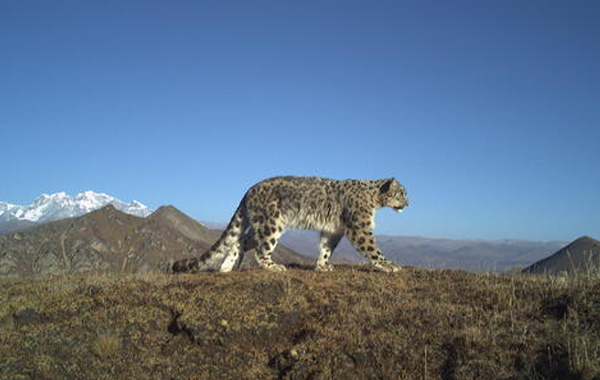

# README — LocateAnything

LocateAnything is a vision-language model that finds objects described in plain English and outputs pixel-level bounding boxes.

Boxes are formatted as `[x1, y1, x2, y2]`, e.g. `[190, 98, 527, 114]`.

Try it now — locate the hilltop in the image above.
[523, 236, 600, 276]
[1, 267, 599, 379]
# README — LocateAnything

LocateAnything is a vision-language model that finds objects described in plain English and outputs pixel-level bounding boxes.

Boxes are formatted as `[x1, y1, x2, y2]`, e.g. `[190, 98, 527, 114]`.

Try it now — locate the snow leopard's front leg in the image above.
[345, 224, 401, 273]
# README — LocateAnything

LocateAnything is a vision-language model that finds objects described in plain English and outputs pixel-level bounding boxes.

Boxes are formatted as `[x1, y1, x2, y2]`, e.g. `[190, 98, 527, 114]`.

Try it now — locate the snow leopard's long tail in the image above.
[170, 201, 247, 273]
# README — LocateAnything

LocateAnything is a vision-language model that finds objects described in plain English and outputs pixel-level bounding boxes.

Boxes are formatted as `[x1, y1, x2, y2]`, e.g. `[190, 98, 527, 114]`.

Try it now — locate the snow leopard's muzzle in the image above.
[393, 198, 409, 213]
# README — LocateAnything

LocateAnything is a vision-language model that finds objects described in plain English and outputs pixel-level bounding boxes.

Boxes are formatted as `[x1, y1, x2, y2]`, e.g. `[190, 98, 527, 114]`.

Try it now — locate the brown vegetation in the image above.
[1, 266, 599, 379]
[90, 331, 121, 360]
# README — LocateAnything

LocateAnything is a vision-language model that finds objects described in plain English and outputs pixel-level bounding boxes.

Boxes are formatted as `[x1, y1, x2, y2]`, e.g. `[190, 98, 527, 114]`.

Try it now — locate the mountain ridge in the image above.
[0, 196, 569, 273]
[0, 204, 309, 278]
[0, 191, 151, 230]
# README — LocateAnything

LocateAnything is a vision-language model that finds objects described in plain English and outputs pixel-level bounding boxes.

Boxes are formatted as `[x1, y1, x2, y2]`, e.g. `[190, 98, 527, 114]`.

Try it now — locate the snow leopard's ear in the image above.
[380, 178, 395, 194]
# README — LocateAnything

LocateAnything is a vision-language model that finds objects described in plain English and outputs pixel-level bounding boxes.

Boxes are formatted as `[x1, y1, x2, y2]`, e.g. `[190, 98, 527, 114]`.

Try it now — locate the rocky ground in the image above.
[1, 266, 599, 380]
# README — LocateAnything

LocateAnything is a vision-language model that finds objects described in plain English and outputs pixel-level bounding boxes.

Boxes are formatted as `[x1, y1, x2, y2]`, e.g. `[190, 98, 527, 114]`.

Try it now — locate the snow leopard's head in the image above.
[379, 178, 409, 213]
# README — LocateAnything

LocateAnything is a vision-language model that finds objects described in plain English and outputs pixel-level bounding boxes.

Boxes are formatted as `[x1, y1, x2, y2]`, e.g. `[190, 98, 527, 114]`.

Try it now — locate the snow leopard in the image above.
[170, 176, 409, 273]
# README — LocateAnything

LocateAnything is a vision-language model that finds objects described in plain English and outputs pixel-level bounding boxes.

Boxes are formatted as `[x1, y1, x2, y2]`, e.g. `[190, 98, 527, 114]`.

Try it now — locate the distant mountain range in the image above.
[205, 222, 566, 272]
[288, 233, 568, 272]
[0, 191, 151, 233]
[0, 204, 308, 278]
[0, 193, 578, 275]
[522, 236, 600, 275]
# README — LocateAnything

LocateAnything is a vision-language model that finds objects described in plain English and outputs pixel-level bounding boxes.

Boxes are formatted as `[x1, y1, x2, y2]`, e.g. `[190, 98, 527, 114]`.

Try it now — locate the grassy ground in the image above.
[1, 266, 599, 380]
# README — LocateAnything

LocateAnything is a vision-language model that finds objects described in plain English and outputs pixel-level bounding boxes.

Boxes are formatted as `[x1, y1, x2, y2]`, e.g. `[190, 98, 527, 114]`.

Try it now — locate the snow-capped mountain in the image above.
[0, 191, 151, 224]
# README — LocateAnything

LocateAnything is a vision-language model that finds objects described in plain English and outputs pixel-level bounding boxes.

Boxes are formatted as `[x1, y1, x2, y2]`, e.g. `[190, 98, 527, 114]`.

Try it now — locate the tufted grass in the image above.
[90, 331, 121, 360]
[1, 266, 599, 379]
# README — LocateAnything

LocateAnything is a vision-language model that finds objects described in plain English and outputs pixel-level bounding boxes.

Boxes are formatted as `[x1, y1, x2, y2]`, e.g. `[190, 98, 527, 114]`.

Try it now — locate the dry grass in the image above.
[91, 331, 120, 359]
[0, 266, 599, 379]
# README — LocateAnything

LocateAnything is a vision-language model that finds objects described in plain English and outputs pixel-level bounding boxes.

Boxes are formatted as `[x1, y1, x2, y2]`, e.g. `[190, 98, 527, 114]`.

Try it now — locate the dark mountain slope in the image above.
[0, 205, 308, 277]
[523, 236, 600, 275]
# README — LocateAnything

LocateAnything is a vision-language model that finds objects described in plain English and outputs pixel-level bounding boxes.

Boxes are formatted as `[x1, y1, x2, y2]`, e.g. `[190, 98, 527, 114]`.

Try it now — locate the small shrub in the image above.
[91, 331, 120, 359]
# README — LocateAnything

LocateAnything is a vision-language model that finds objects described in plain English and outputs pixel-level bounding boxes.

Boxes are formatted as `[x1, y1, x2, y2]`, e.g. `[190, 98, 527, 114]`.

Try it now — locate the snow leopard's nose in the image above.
[402, 197, 409, 208]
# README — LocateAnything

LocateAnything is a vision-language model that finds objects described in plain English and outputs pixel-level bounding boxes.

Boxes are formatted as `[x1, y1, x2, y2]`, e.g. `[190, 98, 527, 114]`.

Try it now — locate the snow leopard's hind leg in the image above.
[218, 206, 248, 272]
[248, 208, 286, 271]
[315, 232, 342, 271]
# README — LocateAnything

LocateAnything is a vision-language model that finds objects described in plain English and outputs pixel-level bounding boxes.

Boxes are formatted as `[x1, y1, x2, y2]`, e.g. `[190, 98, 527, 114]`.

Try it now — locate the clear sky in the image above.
[1, 0, 599, 241]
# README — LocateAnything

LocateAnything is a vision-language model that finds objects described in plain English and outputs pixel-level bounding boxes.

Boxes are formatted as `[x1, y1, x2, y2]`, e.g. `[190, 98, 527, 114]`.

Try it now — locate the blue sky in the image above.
[1, 0, 598, 241]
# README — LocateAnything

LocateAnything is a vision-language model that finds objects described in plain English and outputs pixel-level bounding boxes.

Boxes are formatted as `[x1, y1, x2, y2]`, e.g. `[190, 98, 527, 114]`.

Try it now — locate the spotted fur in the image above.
[170, 176, 409, 273]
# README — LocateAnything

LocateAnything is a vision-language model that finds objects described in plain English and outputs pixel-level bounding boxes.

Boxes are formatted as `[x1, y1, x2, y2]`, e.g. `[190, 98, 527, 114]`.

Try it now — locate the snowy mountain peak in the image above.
[38, 192, 67, 199]
[0, 191, 151, 223]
